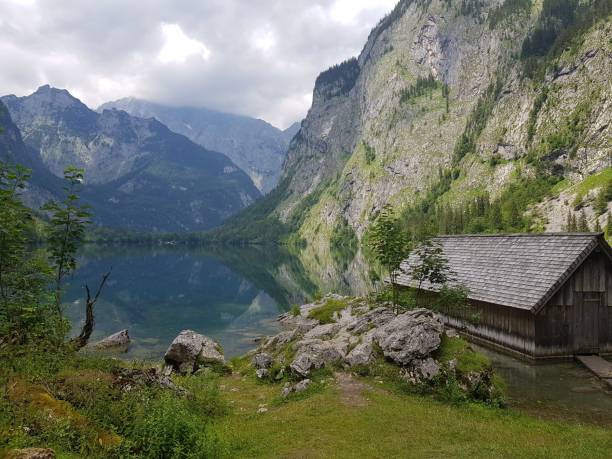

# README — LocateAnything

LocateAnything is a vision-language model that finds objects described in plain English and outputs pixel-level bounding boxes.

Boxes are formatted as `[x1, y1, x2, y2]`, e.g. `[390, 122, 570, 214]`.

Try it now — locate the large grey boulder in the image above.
[402, 357, 441, 384]
[290, 353, 324, 378]
[345, 342, 374, 367]
[373, 309, 444, 366]
[290, 339, 344, 377]
[91, 329, 130, 351]
[164, 330, 224, 374]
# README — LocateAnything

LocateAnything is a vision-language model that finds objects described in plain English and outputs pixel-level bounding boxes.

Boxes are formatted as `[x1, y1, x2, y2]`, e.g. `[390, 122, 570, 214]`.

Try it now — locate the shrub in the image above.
[308, 298, 349, 324]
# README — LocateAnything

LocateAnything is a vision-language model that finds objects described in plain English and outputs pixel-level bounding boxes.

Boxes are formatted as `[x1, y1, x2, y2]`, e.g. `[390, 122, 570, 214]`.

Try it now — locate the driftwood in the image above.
[70, 270, 112, 350]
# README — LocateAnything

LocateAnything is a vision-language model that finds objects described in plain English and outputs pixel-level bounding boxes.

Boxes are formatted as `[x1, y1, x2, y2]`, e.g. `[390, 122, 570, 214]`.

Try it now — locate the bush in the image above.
[308, 298, 349, 324]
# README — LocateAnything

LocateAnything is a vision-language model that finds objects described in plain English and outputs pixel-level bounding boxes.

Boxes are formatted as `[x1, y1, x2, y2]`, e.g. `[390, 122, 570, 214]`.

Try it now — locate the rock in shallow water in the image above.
[92, 329, 130, 351]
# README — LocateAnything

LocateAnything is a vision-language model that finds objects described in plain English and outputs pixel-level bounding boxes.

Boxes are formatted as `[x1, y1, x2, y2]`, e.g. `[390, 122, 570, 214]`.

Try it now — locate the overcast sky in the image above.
[0, 0, 398, 129]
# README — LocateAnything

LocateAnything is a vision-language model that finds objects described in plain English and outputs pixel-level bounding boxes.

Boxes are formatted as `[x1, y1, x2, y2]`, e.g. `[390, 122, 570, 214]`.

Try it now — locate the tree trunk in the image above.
[70, 270, 111, 350]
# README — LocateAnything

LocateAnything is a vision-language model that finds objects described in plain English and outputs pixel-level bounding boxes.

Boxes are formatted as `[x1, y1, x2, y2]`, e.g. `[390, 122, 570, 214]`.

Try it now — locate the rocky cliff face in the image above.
[238, 0, 611, 257]
[99, 98, 297, 194]
[1, 87, 262, 232]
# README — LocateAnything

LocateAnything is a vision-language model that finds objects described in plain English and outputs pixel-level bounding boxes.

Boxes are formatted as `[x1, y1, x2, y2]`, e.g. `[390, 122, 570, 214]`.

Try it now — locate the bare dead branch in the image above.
[70, 268, 112, 350]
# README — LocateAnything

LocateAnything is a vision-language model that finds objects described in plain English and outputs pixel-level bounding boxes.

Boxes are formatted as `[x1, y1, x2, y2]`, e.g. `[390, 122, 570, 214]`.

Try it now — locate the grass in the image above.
[572, 167, 612, 203]
[213, 372, 612, 459]
[307, 298, 350, 324]
[436, 335, 491, 374]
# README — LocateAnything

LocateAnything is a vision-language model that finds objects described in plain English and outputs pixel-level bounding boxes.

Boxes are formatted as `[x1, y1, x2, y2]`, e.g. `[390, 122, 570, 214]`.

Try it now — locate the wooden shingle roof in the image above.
[395, 233, 612, 313]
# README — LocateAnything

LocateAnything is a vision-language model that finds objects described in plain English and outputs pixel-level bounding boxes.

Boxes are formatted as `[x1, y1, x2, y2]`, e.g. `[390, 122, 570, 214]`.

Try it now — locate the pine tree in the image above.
[594, 218, 603, 233]
[577, 210, 590, 232]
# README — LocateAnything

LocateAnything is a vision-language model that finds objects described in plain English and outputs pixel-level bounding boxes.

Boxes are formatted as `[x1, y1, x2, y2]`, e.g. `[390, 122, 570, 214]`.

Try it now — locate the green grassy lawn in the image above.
[214, 373, 612, 459]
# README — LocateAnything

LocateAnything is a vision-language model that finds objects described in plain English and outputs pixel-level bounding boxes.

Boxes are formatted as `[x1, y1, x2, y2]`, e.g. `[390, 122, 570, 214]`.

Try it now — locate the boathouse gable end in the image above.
[394, 234, 612, 360]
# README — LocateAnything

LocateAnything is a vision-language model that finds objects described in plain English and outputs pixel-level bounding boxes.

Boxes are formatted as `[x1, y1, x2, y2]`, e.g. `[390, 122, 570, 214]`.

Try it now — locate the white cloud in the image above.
[0, 0, 399, 129]
[158, 23, 211, 64]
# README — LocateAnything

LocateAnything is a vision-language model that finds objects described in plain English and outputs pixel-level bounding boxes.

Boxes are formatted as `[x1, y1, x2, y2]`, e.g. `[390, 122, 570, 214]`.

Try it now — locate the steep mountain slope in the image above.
[0, 100, 64, 209]
[221, 0, 611, 254]
[99, 98, 297, 194]
[1, 86, 261, 232]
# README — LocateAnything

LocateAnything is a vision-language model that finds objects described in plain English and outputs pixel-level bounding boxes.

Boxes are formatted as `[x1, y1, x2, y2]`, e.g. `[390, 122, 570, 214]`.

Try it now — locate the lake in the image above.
[65, 244, 612, 425]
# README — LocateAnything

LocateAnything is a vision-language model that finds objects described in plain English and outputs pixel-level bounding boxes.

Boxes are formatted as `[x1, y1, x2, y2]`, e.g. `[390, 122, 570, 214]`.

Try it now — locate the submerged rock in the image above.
[164, 330, 224, 374]
[373, 309, 444, 366]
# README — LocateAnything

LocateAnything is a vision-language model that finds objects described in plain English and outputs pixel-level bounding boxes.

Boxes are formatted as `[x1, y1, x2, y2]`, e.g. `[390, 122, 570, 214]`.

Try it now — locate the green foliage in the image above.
[526, 87, 548, 143]
[532, 98, 593, 156]
[307, 298, 349, 324]
[0, 162, 60, 344]
[362, 141, 376, 164]
[521, 0, 611, 79]
[488, 0, 532, 29]
[407, 239, 451, 307]
[594, 179, 612, 216]
[453, 77, 503, 163]
[460, 0, 485, 19]
[368, 205, 410, 305]
[315, 58, 360, 100]
[330, 218, 359, 270]
[42, 167, 91, 312]
[399, 75, 441, 105]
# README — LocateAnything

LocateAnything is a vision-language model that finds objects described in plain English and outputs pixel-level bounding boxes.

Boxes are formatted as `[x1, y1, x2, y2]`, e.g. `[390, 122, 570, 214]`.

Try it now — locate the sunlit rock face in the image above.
[249, 0, 611, 253]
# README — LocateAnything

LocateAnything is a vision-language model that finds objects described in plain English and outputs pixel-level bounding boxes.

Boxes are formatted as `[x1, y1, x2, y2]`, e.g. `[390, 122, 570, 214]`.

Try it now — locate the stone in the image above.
[264, 329, 299, 350]
[294, 379, 312, 393]
[345, 342, 374, 367]
[257, 407, 268, 414]
[281, 384, 293, 397]
[4, 449, 55, 459]
[164, 330, 224, 374]
[281, 379, 312, 397]
[252, 352, 273, 369]
[290, 353, 324, 378]
[303, 323, 340, 340]
[255, 368, 269, 379]
[92, 329, 130, 351]
[373, 309, 444, 366]
[403, 358, 441, 384]
[295, 339, 344, 363]
[279, 311, 319, 332]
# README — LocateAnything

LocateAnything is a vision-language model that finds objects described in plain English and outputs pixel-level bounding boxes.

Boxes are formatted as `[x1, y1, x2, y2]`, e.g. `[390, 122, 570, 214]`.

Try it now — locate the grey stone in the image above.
[294, 379, 312, 393]
[255, 368, 269, 379]
[345, 342, 374, 367]
[373, 309, 443, 366]
[91, 329, 130, 351]
[290, 353, 324, 378]
[304, 323, 340, 340]
[252, 353, 273, 369]
[164, 330, 224, 374]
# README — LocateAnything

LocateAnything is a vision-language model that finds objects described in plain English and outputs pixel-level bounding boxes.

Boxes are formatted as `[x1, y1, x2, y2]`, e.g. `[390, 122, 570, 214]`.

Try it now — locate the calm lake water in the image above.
[65, 244, 612, 425]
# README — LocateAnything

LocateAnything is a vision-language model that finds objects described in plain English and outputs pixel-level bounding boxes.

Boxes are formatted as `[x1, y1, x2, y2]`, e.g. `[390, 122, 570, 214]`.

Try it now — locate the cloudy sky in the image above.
[0, 0, 398, 128]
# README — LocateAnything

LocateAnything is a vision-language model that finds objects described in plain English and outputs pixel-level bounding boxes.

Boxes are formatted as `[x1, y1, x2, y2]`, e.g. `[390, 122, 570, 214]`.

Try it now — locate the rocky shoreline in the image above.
[160, 294, 503, 405]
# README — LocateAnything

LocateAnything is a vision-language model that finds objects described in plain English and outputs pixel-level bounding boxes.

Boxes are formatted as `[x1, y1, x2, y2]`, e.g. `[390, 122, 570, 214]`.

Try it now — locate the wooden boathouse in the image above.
[394, 233, 612, 361]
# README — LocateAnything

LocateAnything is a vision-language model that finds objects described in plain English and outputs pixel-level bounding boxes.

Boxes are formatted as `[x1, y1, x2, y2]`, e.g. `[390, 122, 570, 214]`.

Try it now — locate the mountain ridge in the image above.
[1, 86, 262, 232]
[99, 97, 299, 193]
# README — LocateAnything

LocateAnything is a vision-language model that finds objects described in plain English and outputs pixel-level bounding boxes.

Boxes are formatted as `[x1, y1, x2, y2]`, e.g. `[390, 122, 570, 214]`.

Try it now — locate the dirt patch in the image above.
[334, 372, 371, 407]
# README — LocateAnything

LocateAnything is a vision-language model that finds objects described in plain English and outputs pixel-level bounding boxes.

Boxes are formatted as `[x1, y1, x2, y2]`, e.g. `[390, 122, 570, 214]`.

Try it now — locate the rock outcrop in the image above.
[251, 295, 502, 404]
[164, 330, 225, 374]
